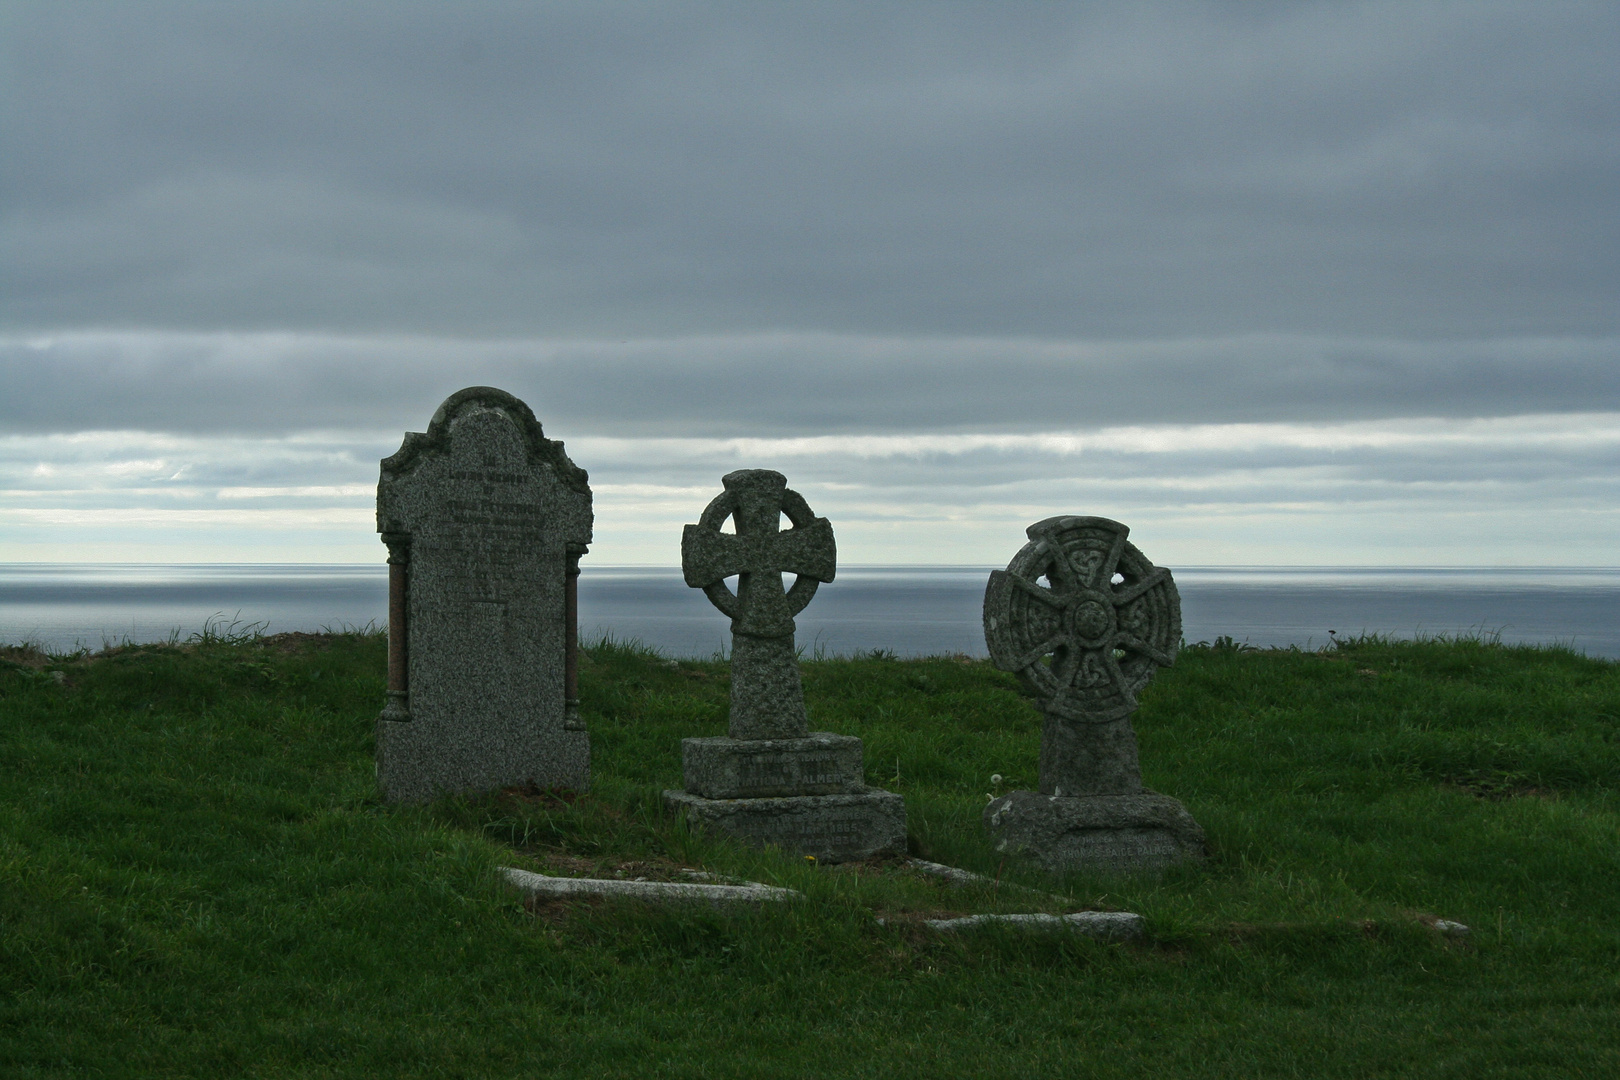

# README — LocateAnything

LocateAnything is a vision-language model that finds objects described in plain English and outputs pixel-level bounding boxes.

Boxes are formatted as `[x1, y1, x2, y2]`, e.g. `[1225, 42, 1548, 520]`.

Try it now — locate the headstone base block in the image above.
[682, 732, 865, 798]
[377, 718, 589, 805]
[984, 789, 1205, 874]
[664, 788, 906, 863]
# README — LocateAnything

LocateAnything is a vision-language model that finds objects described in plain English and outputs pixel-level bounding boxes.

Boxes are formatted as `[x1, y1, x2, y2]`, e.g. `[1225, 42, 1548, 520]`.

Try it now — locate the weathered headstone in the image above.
[374, 387, 592, 803]
[982, 516, 1204, 873]
[662, 470, 906, 862]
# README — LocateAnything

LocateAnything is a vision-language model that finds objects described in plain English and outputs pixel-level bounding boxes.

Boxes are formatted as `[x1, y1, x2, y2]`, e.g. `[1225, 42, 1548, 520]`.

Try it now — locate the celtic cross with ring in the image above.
[984, 516, 1181, 724]
[682, 470, 836, 639]
[682, 470, 836, 740]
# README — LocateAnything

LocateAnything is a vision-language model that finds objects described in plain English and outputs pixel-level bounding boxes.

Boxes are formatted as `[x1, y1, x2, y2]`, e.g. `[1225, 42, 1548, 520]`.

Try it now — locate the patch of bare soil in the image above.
[510, 834, 712, 884]
[825, 853, 912, 876]
[497, 783, 588, 809]
[261, 631, 347, 653]
[0, 644, 52, 670]
[522, 893, 607, 923]
[1444, 776, 1558, 801]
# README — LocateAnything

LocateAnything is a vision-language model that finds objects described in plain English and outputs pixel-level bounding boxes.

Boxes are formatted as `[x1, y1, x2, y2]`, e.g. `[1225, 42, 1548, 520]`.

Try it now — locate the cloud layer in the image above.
[2, 3, 1616, 565]
[5, 331, 1617, 438]
[4, 412, 1614, 565]
[5, 3, 1616, 339]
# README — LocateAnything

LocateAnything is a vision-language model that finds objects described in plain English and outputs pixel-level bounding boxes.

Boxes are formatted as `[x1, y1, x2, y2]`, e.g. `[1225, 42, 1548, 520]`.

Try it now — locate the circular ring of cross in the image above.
[984, 516, 1181, 722]
[692, 483, 828, 623]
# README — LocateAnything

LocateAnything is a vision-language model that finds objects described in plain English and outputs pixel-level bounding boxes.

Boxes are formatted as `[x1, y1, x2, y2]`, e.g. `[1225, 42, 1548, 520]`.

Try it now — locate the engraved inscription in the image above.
[448, 470, 527, 484]
[1065, 828, 1183, 870]
[761, 812, 868, 844]
[421, 479, 555, 605]
[681, 736, 864, 799]
[735, 753, 841, 789]
[678, 798, 905, 861]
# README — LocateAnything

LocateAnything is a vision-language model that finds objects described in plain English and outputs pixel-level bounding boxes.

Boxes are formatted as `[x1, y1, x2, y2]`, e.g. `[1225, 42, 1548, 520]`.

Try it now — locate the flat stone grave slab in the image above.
[501, 867, 801, 906]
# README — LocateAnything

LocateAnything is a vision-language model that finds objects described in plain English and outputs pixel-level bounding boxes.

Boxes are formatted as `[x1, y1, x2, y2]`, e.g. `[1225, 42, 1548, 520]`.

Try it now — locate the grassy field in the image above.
[2, 628, 1617, 1078]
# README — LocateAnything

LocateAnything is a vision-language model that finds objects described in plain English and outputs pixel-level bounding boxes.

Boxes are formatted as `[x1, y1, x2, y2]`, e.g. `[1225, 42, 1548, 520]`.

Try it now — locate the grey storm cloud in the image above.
[2, 331, 1618, 436]
[5, 3, 1619, 570]
[3, 0, 1617, 347]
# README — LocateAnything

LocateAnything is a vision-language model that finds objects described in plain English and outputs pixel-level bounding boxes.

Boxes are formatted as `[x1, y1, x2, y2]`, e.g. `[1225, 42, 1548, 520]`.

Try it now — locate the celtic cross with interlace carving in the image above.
[984, 516, 1181, 796]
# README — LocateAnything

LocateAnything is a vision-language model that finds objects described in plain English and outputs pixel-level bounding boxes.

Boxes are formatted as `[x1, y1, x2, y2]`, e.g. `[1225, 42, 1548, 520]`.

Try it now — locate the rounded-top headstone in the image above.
[374, 386, 592, 803]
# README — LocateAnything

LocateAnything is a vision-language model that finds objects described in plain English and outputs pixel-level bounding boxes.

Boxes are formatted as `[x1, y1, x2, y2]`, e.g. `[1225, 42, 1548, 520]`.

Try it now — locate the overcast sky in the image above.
[2, 1, 1616, 565]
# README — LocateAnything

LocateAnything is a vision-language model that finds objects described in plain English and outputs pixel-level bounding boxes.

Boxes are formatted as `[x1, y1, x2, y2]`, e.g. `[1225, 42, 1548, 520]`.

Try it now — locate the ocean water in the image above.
[2, 563, 1616, 659]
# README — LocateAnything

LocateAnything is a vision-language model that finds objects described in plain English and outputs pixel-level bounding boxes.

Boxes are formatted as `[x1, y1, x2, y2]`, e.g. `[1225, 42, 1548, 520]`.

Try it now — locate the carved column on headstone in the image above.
[982, 516, 1204, 874]
[564, 544, 585, 731]
[380, 531, 412, 723]
[663, 470, 906, 862]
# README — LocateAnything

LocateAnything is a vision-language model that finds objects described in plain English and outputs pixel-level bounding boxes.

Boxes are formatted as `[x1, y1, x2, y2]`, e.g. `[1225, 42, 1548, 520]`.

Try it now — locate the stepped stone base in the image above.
[682, 733, 865, 798]
[984, 789, 1205, 874]
[664, 788, 907, 863]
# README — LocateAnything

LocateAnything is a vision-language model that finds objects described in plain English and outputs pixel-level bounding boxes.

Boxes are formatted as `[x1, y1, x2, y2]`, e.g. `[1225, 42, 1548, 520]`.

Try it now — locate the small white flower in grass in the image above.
[990, 774, 1003, 785]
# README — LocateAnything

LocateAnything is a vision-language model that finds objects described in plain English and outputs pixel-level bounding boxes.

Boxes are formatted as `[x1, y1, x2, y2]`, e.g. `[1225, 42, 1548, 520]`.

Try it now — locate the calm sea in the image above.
[2, 564, 1616, 659]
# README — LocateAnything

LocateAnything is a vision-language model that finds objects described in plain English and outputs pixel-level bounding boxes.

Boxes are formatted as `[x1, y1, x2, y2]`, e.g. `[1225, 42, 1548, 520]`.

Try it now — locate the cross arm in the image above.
[682, 526, 751, 589]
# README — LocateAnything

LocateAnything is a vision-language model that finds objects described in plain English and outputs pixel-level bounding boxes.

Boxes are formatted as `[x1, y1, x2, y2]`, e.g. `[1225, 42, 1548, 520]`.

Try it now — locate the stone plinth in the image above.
[983, 790, 1206, 875]
[665, 470, 905, 862]
[664, 789, 907, 863]
[374, 387, 592, 804]
[681, 733, 865, 799]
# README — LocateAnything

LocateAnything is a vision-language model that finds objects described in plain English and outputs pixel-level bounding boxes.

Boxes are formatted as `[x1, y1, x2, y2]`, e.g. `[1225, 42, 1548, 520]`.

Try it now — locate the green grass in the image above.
[2, 629, 1617, 1078]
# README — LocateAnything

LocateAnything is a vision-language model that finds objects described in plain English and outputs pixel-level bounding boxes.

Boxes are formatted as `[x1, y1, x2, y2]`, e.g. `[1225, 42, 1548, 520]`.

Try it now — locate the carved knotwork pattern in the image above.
[984, 516, 1180, 722]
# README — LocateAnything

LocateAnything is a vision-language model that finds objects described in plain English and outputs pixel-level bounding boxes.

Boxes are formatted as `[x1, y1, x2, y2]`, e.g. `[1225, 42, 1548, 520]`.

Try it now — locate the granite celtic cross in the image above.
[681, 470, 836, 740]
[668, 469, 904, 862]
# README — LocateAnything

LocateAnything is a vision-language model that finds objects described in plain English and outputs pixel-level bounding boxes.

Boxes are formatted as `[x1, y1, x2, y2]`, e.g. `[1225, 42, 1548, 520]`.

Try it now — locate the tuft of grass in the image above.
[1, 630, 1617, 1077]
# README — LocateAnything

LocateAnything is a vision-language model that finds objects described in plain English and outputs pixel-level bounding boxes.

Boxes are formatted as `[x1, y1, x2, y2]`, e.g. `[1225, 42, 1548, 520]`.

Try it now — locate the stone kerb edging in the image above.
[501, 867, 802, 905]
[919, 912, 1145, 938]
[872, 911, 1144, 938]
[504, 866, 1147, 938]
[502, 869, 1468, 943]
